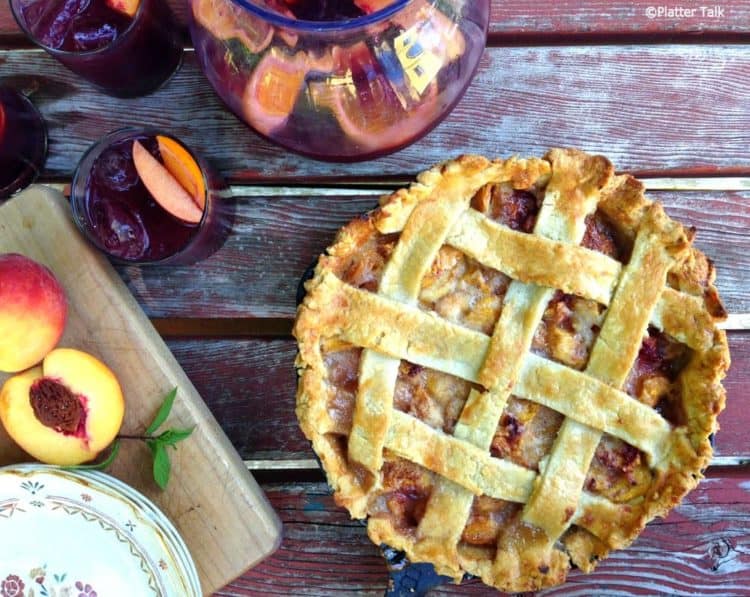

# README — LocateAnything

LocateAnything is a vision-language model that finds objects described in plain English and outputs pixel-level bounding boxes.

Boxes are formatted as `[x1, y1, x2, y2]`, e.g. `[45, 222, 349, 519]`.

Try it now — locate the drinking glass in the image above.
[70, 128, 234, 265]
[0, 85, 47, 200]
[10, 0, 183, 98]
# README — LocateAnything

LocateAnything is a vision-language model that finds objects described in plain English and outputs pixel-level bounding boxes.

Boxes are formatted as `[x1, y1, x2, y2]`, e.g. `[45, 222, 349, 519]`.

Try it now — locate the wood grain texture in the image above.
[216, 472, 750, 595]
[2, 0, 749, 41]
[1, 45, 750, 181]
[113, 190, 750, 319]
[167, 330, 749, 462]
[0, 188, 282, 595]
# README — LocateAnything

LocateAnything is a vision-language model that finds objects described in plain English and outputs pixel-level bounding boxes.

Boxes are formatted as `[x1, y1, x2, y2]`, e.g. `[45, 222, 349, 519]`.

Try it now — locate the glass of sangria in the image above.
[10, 0, 183, 98]
[188, 0, 489, 161]
[70, 128, 234, 265]
[0, 85, 47, 200]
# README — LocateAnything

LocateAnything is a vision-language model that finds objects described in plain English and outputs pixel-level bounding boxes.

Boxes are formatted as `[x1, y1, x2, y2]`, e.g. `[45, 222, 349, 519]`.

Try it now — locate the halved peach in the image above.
[106, 0, 140, 17]
[132, 140, 203, 224]
[0, 254, 67, 373]
[156, 135, 205, 210]
[0, 348, 124, 466]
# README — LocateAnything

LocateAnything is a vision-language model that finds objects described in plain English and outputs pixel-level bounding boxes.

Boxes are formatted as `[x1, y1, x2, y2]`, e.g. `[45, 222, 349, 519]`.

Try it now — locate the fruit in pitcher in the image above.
[193, 0, 273, 53]
[243, 48, 333, 135]
[310, 42, 439, 152]
[0, 348, 125, 465]
[0, 254, 67, 373]
[132, 140, 204, 224]
[354, 0, 395, 13]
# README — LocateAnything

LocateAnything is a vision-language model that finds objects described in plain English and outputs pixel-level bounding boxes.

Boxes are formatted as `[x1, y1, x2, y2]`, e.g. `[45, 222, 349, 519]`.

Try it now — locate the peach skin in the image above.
[0, 348, 125, 465]
[0, 253, 67, 373]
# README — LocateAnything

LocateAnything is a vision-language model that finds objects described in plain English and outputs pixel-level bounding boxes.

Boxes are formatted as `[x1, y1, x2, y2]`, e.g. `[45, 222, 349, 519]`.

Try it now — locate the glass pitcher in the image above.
[188, 0, 490, 161]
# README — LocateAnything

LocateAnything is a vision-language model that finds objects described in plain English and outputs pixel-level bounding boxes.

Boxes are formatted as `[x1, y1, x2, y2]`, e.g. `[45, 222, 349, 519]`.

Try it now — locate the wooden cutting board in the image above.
[0, 187, 282, 595]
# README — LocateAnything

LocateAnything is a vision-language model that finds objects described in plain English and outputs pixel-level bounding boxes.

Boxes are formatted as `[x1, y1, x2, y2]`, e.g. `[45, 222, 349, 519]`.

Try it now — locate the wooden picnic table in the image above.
[1, 0, 749, 594]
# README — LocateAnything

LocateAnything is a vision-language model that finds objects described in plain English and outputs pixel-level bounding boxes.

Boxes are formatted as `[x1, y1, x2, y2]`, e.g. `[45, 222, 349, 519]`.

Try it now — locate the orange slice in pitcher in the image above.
[193, 0, 273, 53]
[132, 140, 203, 224]
[156, 135, 206, 210]
[354, 0, 395, 13]
[310, 43, 439, 152]
[243, 48, 333, 135]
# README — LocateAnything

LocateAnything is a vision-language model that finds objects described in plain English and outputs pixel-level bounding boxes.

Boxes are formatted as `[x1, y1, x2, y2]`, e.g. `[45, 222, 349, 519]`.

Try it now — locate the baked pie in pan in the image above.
[294, 149, 730, 591]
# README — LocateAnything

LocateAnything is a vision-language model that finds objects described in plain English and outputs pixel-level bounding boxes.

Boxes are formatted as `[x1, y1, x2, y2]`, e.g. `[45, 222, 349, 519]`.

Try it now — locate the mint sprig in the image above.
[65, 387, 194, 489]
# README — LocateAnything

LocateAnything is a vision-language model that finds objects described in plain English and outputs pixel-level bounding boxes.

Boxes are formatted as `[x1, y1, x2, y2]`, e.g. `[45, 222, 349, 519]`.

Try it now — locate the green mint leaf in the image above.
[149, 441, 171, 490]
[63, 440, 120, 471]
[146, 387, 178, 435]
[157, 427, 195, 447]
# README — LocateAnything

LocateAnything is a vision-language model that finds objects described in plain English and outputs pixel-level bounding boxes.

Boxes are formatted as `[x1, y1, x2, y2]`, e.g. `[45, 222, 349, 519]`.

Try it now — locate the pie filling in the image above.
[319, 181, 693, 547]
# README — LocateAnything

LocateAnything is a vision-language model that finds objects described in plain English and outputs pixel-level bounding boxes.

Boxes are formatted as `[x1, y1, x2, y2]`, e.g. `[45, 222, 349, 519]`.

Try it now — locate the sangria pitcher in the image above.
[188, 0, 489, 161]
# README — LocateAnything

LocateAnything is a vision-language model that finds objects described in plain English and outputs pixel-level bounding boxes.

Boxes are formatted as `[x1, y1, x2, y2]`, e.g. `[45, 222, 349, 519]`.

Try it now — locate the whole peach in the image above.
[0, 253, 67, 373]
[0, 348, 125, 465]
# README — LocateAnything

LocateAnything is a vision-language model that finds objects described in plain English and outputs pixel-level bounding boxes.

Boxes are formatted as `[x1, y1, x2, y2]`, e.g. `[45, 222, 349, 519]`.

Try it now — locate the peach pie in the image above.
[293, 149, 730, 591]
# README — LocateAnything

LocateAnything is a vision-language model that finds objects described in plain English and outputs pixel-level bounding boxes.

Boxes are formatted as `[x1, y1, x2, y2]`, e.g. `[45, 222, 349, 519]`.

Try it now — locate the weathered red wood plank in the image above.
[2, 1, 749, 41]
[216, 472, 750, 595]
[167, 331, 750, 461]
[118, 190, 750, 320]
[1, 45, 749, 181]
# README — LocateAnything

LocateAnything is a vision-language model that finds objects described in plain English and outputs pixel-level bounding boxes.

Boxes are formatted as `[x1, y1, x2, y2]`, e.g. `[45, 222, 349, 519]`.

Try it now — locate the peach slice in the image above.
[106, 0, 140, 17]
[0, 348, 125, 466]
[132, 140, 203, 224]
[0, 254, 67, 373]
[156, 135, 206, 210]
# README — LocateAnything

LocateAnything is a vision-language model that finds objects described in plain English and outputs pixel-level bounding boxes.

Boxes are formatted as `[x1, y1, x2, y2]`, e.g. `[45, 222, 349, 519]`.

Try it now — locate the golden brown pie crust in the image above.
[294, 150, 730, 592]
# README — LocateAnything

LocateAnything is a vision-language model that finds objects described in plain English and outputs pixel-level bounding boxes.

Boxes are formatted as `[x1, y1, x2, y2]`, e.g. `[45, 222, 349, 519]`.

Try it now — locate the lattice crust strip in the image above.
[294, 151, 730, 592]
[521, 204, 691, 548]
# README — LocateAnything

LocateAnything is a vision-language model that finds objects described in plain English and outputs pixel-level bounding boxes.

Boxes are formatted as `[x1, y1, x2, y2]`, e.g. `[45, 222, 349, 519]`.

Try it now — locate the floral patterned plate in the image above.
[0, 465, 200, 597]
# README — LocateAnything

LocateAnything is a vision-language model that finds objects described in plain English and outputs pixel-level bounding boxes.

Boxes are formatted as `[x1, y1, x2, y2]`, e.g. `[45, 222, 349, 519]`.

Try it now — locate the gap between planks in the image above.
[228, 177, 750, 195]
[243, 456, 750, 471]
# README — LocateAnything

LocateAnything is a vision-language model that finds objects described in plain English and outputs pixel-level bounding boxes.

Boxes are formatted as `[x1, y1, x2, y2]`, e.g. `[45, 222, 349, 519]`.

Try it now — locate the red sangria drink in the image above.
[71, 128, 234, 265]
[10, 0, 183, 98]
[0, 86, 47, 200]
[188, 0, 489, 161]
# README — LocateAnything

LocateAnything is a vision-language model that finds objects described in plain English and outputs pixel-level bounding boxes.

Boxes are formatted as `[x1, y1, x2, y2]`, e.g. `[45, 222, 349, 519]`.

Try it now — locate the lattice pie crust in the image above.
[294, 149, 730, 592]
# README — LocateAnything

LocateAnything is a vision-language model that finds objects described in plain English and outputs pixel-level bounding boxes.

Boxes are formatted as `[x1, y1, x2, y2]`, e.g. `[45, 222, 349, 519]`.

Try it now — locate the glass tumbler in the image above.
[70, 127, 234, 265]
[10, 0, 183, 98]
[0, 85, 47, 200]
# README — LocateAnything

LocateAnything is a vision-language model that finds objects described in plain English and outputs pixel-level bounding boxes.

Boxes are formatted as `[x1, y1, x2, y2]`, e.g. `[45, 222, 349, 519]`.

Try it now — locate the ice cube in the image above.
[70, 17, 119, 52]
[89, 196, 149, 260]
[24, 0, 91, 50]
[92, 146, 139, 192]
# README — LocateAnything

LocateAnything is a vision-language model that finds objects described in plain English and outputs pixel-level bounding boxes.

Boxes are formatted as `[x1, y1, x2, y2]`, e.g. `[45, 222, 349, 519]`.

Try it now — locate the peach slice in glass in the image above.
[106, 0, 141, 17]
[132, 140, 203, 224]
[156, 135, 206, 210]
